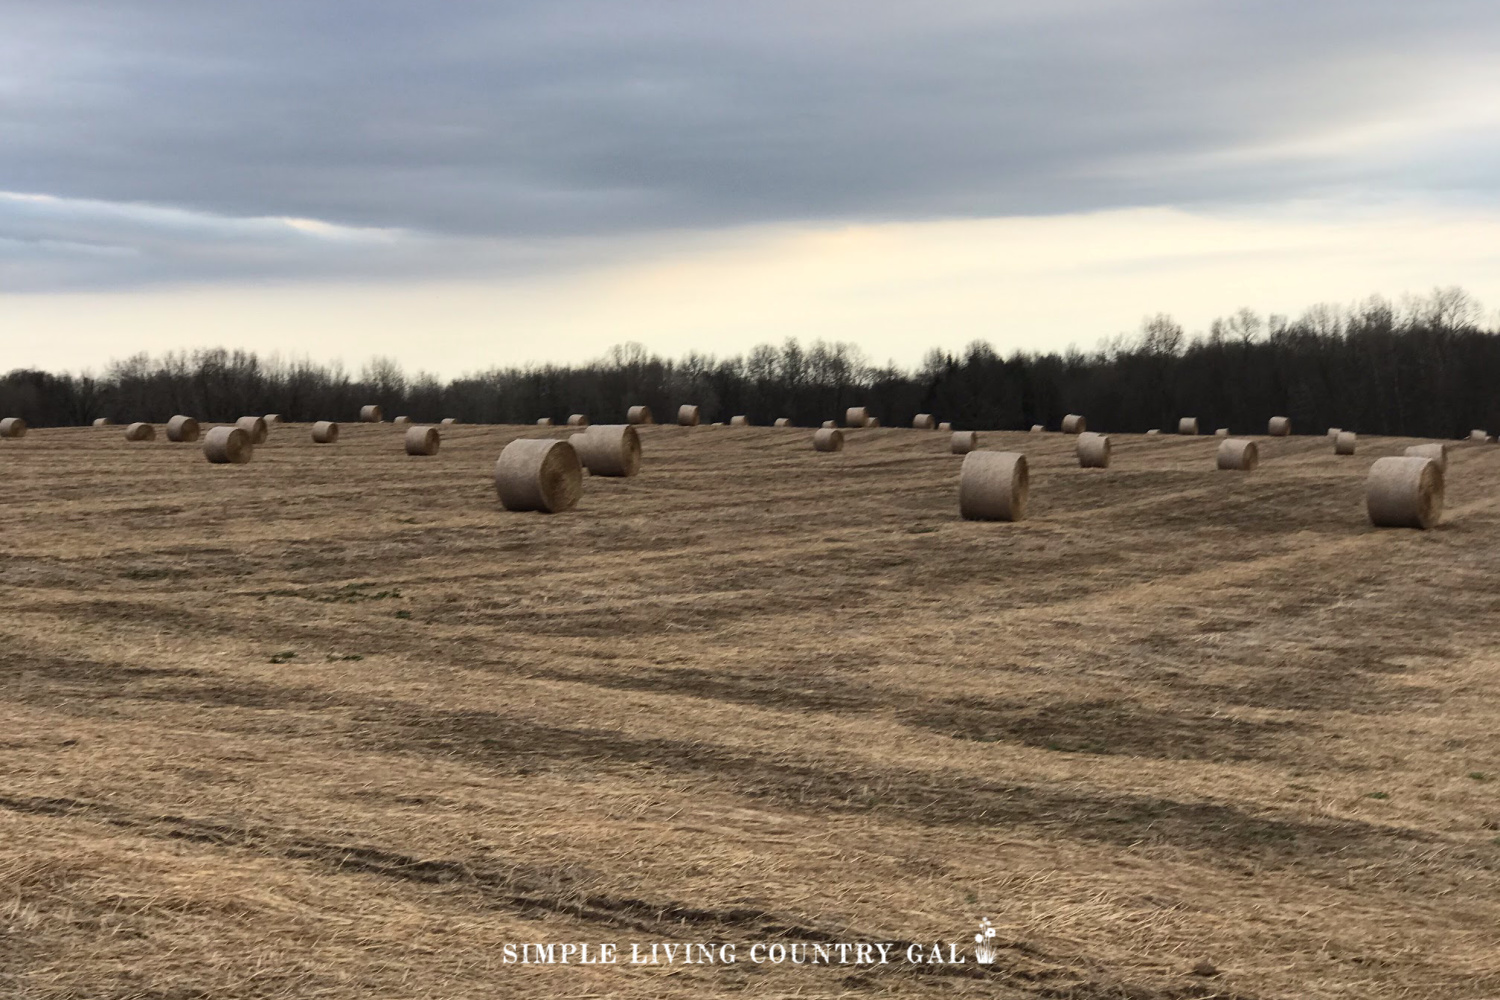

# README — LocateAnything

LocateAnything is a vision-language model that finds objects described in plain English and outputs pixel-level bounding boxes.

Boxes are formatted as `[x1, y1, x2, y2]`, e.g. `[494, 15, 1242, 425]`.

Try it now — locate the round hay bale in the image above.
[124, 422, 156, 442]
[536, 417, 554, 426]
[440, 417, 457, 425]
[1470, 429, 1490, 442]
[264, 414, 283, 425]
[1216, 438, 1258, 471]
[360, 405, 382, 423]
[1268, 416, 1291, 436]
[573, 424, 641, 476]
[1335, 431, 1357, 455]
[1146, 429, 1160, 435]
[950, 430, 978, 455]
[913, 413, 936, 430]
[0, 417, 27, 438]
[166, 415, 201, 443]
[235, 416, 268, 444]
[774, 417, 791, 427]
[312, 420, 340, 444]
[730, 415, 750, 426]
[392, 415, 412, 426]
[1178, 417, 1199, 435]
[1214, 427, 1229, 437]
[1030, 424, 1045, 433]
[566, 414, 589, 427]
[627, 405, 654, 425]
[813, 427, 844, 452]
[92, 417, 112, 428]
[405, 425, 440, 456]
[494, 438, 582, 513]
[677, 404, 700, 426]
[845, 406, 869, 428]
[1367, 456, 1443, 529]
[1404, 443, 1448, 471]
[867, 417, 880, 428]
[959, 451, 1028, 522]
[203, 426, 252, 464]
[1061, 414, 1086, 434]
[1077, 432, 1111, 468]
[1327, 427, 1341, 438]
[821, 419, 836, 429]
[938, 421, 952, 431]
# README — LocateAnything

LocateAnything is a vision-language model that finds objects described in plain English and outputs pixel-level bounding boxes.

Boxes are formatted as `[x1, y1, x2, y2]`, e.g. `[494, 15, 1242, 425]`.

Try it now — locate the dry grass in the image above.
[3, 423, 1500, 999]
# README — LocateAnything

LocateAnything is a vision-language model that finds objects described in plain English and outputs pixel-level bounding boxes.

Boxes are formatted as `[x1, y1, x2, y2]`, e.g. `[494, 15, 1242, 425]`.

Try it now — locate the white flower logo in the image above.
[973, 917, 998, 964]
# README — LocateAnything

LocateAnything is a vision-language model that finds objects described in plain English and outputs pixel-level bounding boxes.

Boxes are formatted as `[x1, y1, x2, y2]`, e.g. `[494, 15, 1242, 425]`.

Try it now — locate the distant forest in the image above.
[4, 288, 1498, 436]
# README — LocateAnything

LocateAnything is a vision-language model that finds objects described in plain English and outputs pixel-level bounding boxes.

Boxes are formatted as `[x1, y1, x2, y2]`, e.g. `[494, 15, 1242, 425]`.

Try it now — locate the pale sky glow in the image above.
[3, 1, 1500, 373]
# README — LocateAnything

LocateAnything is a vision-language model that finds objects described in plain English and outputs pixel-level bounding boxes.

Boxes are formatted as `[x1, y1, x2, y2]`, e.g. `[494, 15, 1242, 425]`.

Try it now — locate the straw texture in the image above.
[404, 425, 440, 456]
[235, 416, 268, 444]
[494, 439, 582, 513]
[1367, 456, 1443, 529]
[203, 426, 252, 464]
[951, 430, 978, 455]
[1077, 432, 1111, 468]
[1061, 414, 1086, 434]
[312, 421, 340, 444]
[959, 451, 1028, 521]
[0, 417, 27, 438]
[677, 405, 701, 426]
[845, 407, 869, 428]
[124, 422, 156, 442]
[1216, 439, 1259, 471]
[627, 405, 654, 425]
[573, 424, 641, 476]
[166, 415, 201, 443]
[360, 405, 382, 423]
[813, 428, 843, 452]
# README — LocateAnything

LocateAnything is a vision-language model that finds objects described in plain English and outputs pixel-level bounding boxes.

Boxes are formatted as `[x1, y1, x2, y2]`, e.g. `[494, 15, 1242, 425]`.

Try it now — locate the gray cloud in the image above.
[3, 0, 1499, 289]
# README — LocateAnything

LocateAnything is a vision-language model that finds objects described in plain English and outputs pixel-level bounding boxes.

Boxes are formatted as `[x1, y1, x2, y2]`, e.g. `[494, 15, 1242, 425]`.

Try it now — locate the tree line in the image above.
[4, 288, 1497, 437]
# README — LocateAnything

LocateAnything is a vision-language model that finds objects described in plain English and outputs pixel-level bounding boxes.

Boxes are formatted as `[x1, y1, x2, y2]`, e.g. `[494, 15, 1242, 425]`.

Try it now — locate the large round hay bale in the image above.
[938, 421, 952, 432]
[203, 426, 252, 464]
[92, 417, 112, 428]
[774, 417, 791, 427]
[235, 416, 268, 444]
[440, 417, 457, 425]
[536, 417, 554, 426]
[1178, 417, 1199, 435]
[166, 415, 201, 443]
[124, 422, 156, 442]
[360, 405, 382, 423]
[821, 419, 836, 429]
[730, 415, 750, 426]
[1216, 438, 1258, 471]
[1335, 431, 1357, 455]
[1404, 443, 1448, 471]
[677, 404, 700, 426]
[951, 430, 978, 455]
[565, 413, 588, 428]
[913, 413, 936, 430]
[845, 406, 869, 428]
[392, 415, 412, 426]
[494, 438, 582, 513]
[312, 420, 340, 444]
[405, 425, 440, 456]
[1061, 414, 1085, 434]
[627, 405, 654, 425]
[1030, 424, 1045, 433]
[813, 427, 844, 452]
[0, 417, 27, 439]
[1367, 456, 1443, 529]
[1077, 432, 1111, 468]
[264, 414, 284, 425]
[573, 424, 641, 476]
[959, 451, 1028, 521]
[1268, 416, 1291, 436]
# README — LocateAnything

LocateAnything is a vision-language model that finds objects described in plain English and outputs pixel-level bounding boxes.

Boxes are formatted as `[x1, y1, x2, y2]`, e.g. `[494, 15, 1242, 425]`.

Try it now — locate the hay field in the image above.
[2, 423, 1499, 999]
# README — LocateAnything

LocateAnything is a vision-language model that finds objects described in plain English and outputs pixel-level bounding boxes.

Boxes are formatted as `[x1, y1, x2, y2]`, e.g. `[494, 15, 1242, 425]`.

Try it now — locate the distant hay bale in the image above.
[1077, 432, 1111, 468]
[1061, 414, 1085, 434]
[730, 415, 750, 426]
[867, 417, 880, 427]
[1216, 438, 1259, 471]
[1327, 427, 1341, 438]
[203, 426, 252, 464]
[938, 421, 952, 431]
[950, 430, 978, 454]
[1335, 431, 1357, 455]
[1030, 424, 1044, 433]
[677, 404, 700, 426]
[1146, 429, 1160, 435]
[1404, 442, 1448, 471]
[440, 417, 457, 425]
[627, 405, 654, 425]
[264, 414, 284, 424]
[774, 417, 791, 427]
[392, 415, 412, 426]
[709, 421, 723, 427]
[536, 417, 554, 426]
[1470, 429, 1489, 442]
[573, 424, 641, 476]
[1215, 427, 1229, 437]
[821, 419, 836, 429]
[0, 417, 27, 438]
[360, 405, 382, 423]
[166, 415, 201, 443]
[312, 420, 340, 444]
[1268, 416, 1291, 436]
[913, 413, 936, 430]
[1367, 456, 1443, 529]
[494, 438, 582, 513]
[813, 427, 844, 452]
[566, 414, 589, 427]
[92, 417, 113, 428]
[959, 451, 1028, 521]
[1178, 417, 1199, 435]
[404, 425, 440, 456]
[235, 416, 268, 444]
[845, 406, 869, 427]
[124, 422, 156, 442]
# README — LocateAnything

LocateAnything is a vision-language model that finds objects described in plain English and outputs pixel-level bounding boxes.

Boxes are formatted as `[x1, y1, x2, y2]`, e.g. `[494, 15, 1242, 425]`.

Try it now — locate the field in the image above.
[2, 422, 1499, 999]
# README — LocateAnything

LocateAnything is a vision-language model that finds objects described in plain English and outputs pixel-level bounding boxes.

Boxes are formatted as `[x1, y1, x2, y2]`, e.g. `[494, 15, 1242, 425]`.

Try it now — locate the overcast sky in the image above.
[4, 1, 1500, 374]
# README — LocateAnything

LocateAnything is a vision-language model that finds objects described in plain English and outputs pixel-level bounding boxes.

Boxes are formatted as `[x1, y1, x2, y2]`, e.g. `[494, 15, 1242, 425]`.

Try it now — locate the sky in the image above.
[3, 1, 1500, 376]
